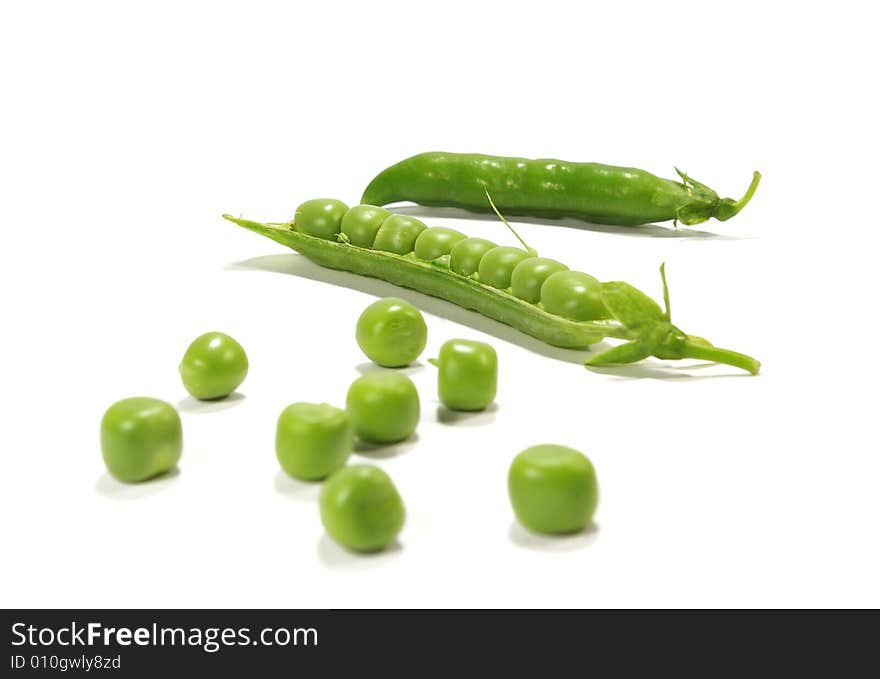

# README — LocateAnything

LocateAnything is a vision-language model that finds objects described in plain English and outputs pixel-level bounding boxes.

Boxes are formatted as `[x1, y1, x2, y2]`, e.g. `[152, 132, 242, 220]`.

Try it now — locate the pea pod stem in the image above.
[679, 341, 762, 375]
[714, 171, 762, 221]
[222, 215, 630, 348]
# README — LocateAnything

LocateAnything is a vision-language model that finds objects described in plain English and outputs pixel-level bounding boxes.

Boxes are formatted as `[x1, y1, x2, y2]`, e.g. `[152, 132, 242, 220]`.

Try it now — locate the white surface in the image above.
[1, 1, 878, 608]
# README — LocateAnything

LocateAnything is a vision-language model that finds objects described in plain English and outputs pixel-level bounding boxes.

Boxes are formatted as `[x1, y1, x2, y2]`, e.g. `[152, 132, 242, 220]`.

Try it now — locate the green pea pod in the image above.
[599, 281, 666, 331]
[584, 340, 653, 367]
[361, 152, 761, 227]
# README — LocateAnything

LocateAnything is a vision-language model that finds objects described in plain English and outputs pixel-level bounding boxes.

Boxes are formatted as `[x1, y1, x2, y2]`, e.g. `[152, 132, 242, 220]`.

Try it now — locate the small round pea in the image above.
[433, 339, 497, 411]
[356, 298, 427, 368]
[449, 238, 497, 277]
[101, 397, 182, 483]
[294, 198, 349, 240]
[340, 204, 391, 248]
[508, 444, 598, 534]
[179, 332, 248, 400]
[477, 246, 534, 289]
[346, 372, 419, 444]
[372, 214, 427, 254]
[276, 403, 353, 481]
[540, 270, 609, 321]
[413, 226, 467, 261]
[320, 465, 405, 552]
[510, 257, 569, 303]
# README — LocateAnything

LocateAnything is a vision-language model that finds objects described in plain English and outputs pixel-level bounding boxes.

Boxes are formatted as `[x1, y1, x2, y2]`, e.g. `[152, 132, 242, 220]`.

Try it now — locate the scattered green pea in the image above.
[431, 339, 497, 411]
[276, 403, 353, 481]
[508, 444, 598, 534]
[179, 331, 249, 400]
[100, 397, 182, 483]
[346, 372, 419, 444]
[356, 298, 427, 368]
[319, 464, 405, 552]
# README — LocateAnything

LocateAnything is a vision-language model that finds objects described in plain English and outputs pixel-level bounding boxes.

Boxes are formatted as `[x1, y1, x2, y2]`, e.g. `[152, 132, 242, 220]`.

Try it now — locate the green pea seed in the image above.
[179, 331, 249, 400]
[449, 237, 497, 277]
[340, 204, 391, 248]
[294, 198, 349, 239]
[320, 464, 405, 553]
[510, 257, 569, 303]
[275, 403, 353, 481]
[356, 297, 427, 368]
[508, 444, 598, 534]
[434, 339, 497, 411]
[346, 372, 419, 444]
[477, 246, 534, 289]
[372, 214, 426, 254]
[100, 397, 182, 483]
[540, 270, 609, 321]
[413, 226, 467, 261]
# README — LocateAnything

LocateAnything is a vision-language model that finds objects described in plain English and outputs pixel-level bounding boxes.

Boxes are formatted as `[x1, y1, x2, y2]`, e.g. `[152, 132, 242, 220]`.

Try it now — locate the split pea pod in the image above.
[361, 152, 761, 227]
[223, 199, 760, 373]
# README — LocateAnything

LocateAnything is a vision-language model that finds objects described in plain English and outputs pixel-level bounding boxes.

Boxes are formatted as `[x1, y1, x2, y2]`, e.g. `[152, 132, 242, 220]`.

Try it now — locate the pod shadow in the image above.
[228, 254, 601, 366]
[95, 468, 180, 500]
[508, 520, 599, 552]
[317, 533, 402, 569]
[585, 361, 757, 380]
[386, 205, 750, 240]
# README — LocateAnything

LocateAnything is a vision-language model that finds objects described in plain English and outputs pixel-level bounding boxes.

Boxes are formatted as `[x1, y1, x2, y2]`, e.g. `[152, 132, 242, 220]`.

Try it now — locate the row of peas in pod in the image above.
[100, 300, 598, 554]
[296, 198, 607, 321]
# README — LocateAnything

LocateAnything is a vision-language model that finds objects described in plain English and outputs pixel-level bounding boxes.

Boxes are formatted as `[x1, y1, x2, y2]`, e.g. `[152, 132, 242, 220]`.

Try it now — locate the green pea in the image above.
[510, 257, 569, 303]
[356, 297, 427, 368]
[101, 397, 182, 483]
[294, 198, 349, 240]
[372, 214, 426, 255]
[433, 339, 497, 411]
[413, 226, 467, 261]
[508, 444, 598, 534]
[275, 403, 353, 481]
[346, 372, 419, 444]
[320, 465, 405, 553]
[540, 270, 609, 321]
[477, 246, 534, 289]
[449, 237, 497, 276]
[179, 332, 248, 400]
[340, 204, 391, 248]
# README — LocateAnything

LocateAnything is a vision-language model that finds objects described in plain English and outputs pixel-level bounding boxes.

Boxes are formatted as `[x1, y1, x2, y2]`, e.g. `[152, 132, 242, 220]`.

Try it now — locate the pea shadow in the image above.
[228, 254, 601, 366]
[95, 468, 180, 500]
[317, 533, 403, 569]
[436, 402, 498, 426]
[273, 469, 322, 502]
[177, 392, 246, 414]
[354, 433, 420, 459]
[508, 520, 599, 552]
[387, 205, 751, 240]
[355, 361, 426, 376]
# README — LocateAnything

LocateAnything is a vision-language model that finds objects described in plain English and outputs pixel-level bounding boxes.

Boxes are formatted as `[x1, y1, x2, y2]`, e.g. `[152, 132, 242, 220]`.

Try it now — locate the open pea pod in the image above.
[599, 281, 666, 332]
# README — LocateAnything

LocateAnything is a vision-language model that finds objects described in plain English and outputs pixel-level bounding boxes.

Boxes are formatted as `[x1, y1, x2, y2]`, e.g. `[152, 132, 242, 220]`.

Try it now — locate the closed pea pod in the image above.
[510, 257, 568, 303]
[413, 226, 467, 261]
[373, 214, 426, 254]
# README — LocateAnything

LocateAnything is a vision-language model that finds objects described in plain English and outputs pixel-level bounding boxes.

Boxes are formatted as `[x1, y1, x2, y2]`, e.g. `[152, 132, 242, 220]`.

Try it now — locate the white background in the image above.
[1, 1, 878, 608]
